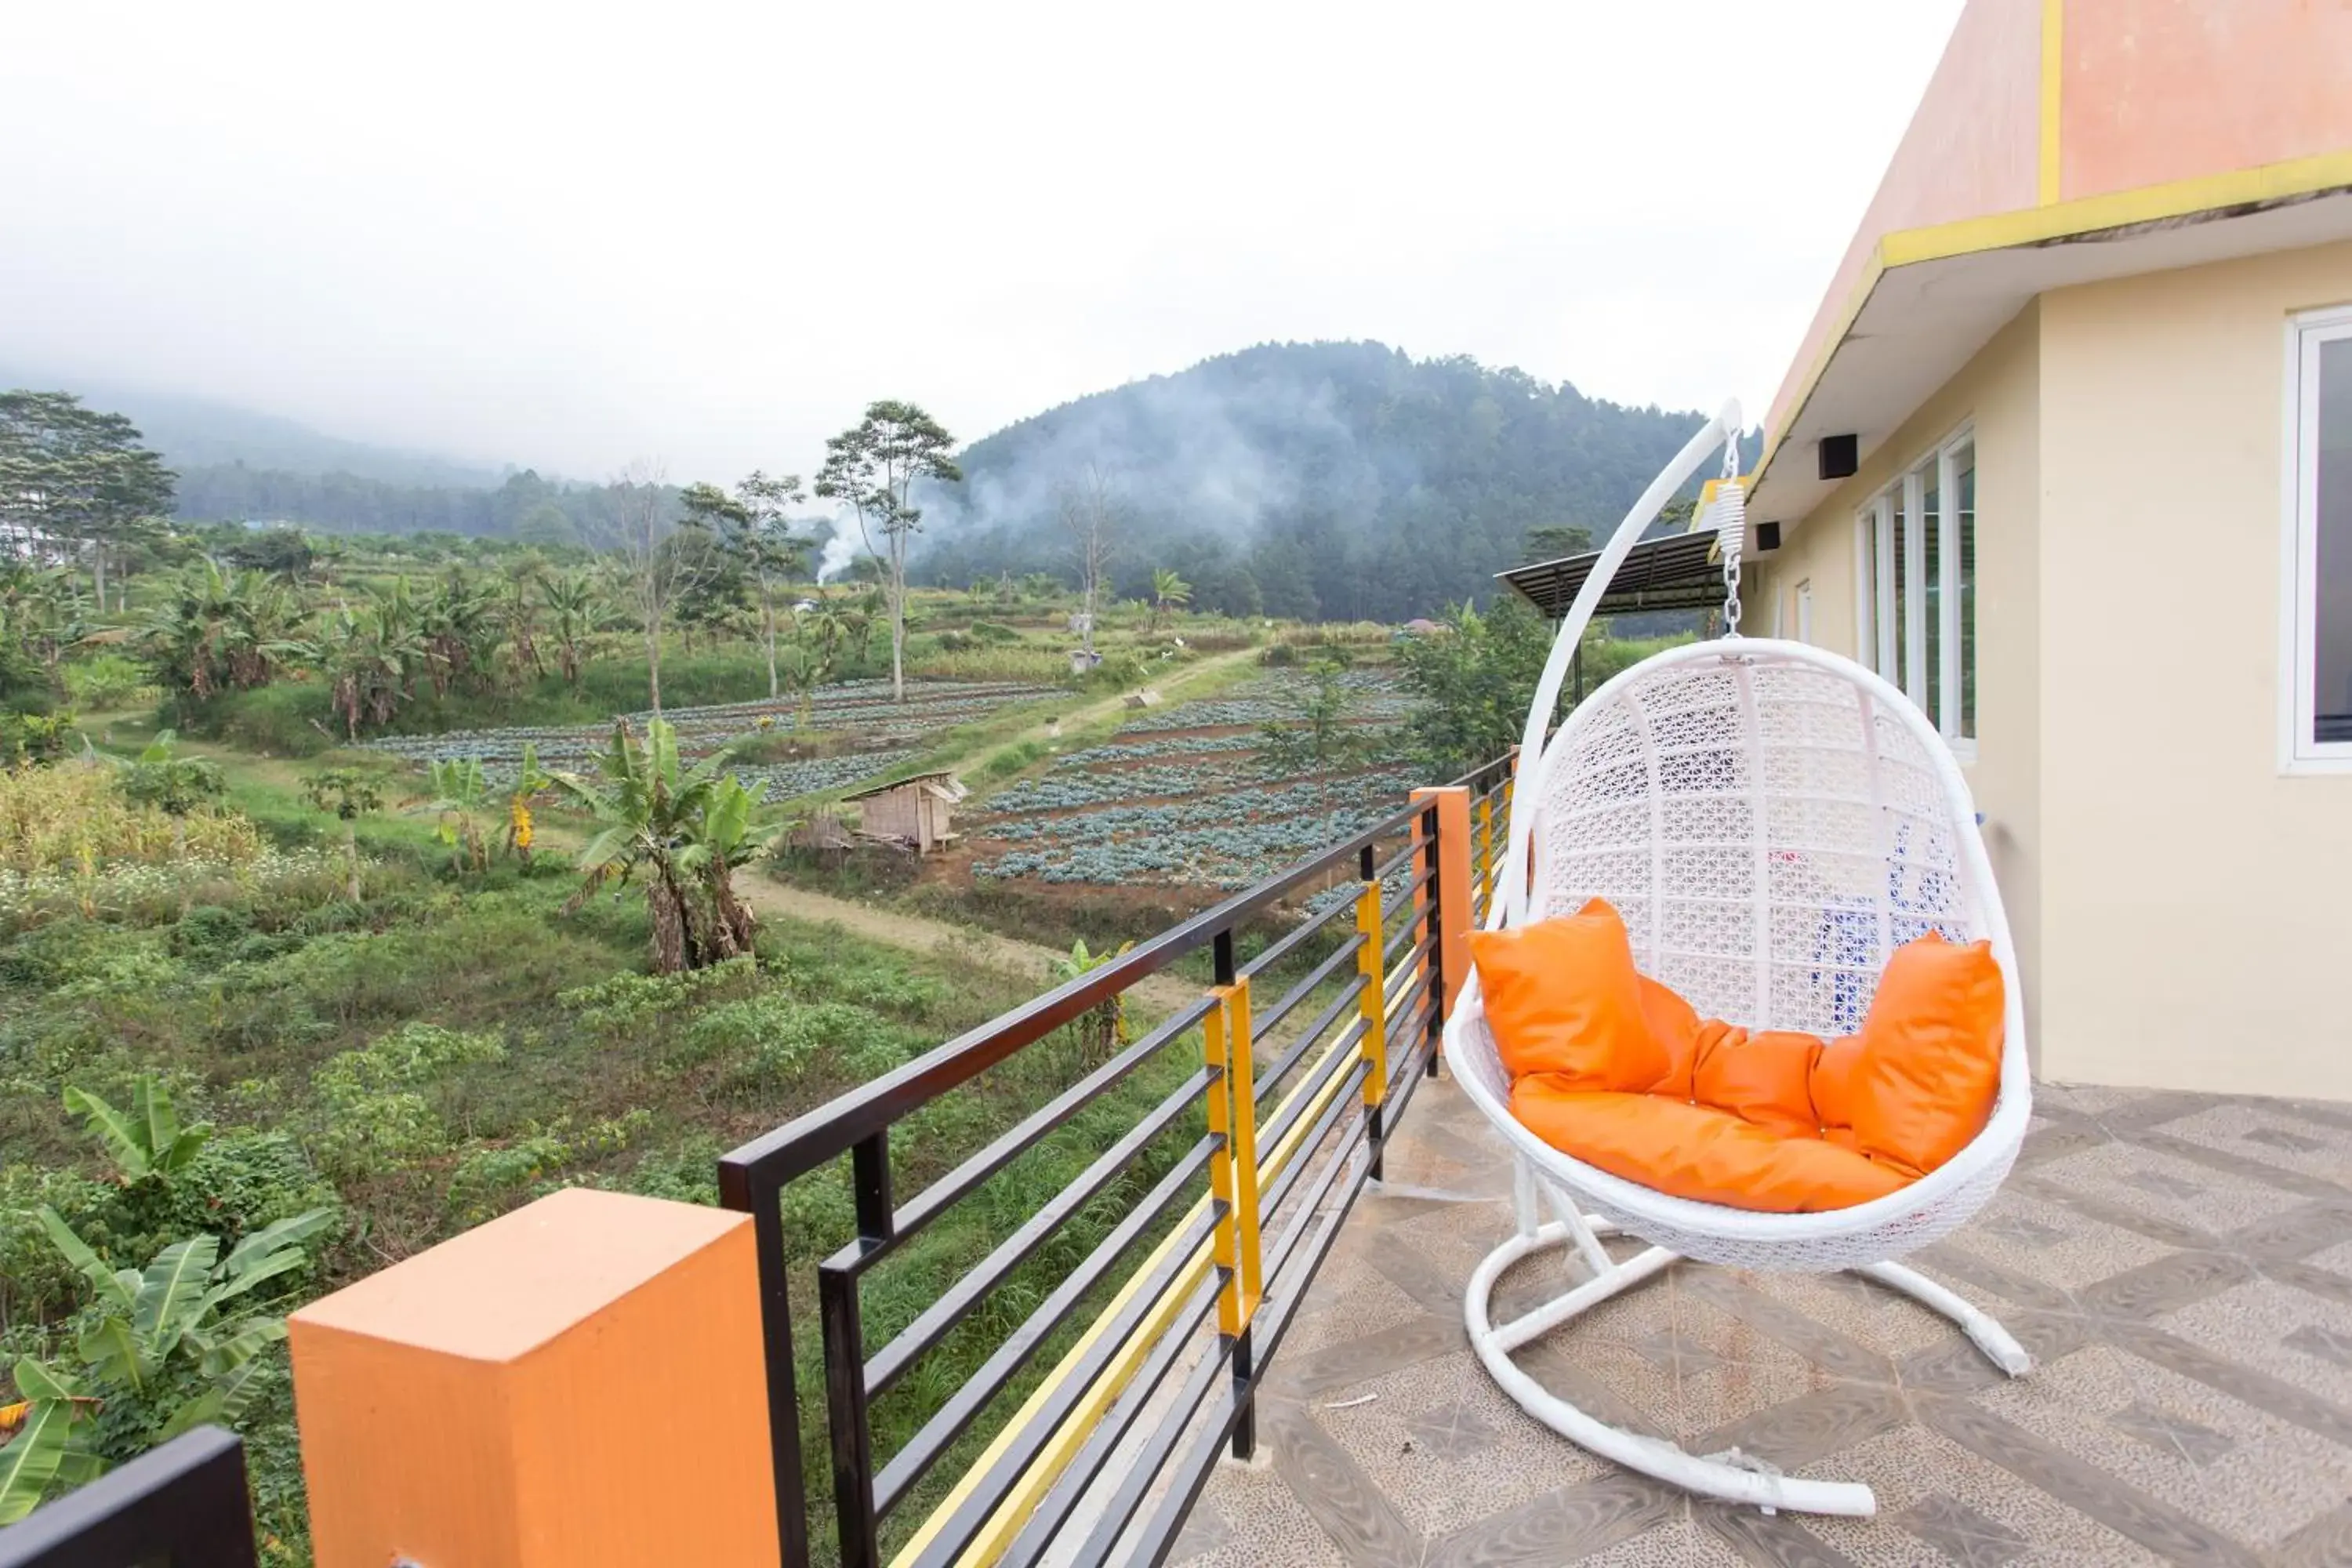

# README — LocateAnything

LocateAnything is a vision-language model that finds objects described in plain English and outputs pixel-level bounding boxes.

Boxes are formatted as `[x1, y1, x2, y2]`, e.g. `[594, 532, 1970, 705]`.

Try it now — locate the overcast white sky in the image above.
[2, 2, 1963, 484]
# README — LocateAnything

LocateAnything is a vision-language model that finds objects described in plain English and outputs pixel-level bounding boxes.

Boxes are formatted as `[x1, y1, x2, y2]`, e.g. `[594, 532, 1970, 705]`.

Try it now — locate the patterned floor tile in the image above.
[1196, 1077, 2352, 1567]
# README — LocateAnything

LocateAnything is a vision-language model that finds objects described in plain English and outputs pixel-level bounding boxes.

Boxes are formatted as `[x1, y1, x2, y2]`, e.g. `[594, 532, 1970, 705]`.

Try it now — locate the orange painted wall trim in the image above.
[1410, 786, 1474, 1021]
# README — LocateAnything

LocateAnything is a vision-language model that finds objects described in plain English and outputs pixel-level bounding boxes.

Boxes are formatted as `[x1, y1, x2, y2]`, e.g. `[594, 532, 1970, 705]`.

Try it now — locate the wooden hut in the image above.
[844, 771, 968, 854]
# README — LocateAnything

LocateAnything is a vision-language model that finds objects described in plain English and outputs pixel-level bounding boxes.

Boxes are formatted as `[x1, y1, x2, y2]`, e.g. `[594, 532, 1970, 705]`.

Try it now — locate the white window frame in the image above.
[2281, 303, 2352, 775]
[1854, 424, 1976, 760]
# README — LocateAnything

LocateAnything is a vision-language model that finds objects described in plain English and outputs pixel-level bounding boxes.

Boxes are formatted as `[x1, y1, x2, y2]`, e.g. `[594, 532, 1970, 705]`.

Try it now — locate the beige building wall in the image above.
[2036, 240, 2352, 1097]
[1756, 306, 2047, 1055]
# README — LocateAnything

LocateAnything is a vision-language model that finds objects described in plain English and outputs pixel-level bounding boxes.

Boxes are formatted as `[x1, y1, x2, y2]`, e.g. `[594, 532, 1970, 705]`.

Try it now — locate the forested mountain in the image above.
[914, 342, 1743, 621]
[172, 464, 619, 545]
[15, 342, 1749, 619]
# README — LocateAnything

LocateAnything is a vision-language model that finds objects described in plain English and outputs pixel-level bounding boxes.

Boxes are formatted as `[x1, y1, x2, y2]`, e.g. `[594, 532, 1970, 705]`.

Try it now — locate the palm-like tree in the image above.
[500, 557, 549, 681]
[550, 719, 764, 973]
[143, 561, 313, 701]
[539, 568, 608, 690]
[320, 600, 425, 739]
[774, 642, 828, 729]
[1149, 567, 1192, 633]
[416, 571, 501, 697]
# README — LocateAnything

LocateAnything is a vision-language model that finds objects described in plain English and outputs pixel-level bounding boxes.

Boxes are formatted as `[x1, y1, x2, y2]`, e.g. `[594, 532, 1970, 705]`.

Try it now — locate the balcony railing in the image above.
[719, 754, 1515, 1568]
[0, 1427, 256, 1568]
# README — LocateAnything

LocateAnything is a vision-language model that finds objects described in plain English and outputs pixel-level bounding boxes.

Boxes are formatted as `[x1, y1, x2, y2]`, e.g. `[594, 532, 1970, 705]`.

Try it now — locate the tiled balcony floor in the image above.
[1185, 1077, 2352, 1566]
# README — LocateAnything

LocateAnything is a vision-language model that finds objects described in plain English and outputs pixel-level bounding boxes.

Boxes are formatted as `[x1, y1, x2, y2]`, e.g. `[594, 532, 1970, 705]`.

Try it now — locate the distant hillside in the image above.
[916, 341, 1746, 621]
[0, 369, 504, 490]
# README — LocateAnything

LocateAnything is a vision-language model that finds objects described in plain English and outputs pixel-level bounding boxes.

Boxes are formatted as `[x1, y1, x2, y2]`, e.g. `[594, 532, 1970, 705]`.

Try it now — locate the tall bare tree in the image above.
[815, 401, 960, 702]
[1057, 463, 1121, 662]
[609, 459, 715, 716]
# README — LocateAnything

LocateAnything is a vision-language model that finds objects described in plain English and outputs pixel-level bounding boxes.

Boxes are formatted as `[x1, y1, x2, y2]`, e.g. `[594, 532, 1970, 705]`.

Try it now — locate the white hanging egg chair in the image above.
[1443, 403, 2033, 1518]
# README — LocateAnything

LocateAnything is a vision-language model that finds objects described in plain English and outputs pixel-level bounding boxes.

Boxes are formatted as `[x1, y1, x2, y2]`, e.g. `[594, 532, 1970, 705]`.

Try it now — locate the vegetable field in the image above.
[970, 670, 1420, 891]
[360, 679, 1056, 799]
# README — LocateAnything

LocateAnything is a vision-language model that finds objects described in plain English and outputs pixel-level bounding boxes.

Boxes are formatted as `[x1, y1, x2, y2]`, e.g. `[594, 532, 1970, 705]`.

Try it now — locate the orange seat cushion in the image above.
[1831, 934, 2006, 1178]
[1472, 902, 2005, 1214]
[1509, 1080, 1909, 1212]
[1465, 900, 1664, 1092]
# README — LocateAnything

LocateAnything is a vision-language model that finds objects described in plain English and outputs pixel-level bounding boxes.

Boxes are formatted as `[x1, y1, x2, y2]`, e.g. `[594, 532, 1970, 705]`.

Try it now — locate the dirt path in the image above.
[734, 879, 1204, 1016]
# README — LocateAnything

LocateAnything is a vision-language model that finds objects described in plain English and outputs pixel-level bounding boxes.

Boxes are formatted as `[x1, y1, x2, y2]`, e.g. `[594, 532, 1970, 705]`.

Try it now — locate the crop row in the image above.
[1049, 732, 1271, 766]
[1116, 673, 1414, 737]
[734, 749, 917, 801]
[359, 680, 1047, 784]
[975, 797, 1415, 889]
[979, 770, 1417, 840]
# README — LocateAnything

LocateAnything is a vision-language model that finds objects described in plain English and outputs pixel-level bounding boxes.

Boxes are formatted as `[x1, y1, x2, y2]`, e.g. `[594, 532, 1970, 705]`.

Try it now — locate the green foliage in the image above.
[107, 730, 226, 817]
[1255, 654, 1363, 774]
[1046, 939, 1134, 1071]
[60, 1077, 211, 1185]
[309, 1023, 506, 1182]
[443, 1112, 652, 1225]
[301, 767, 383, 820]
[1392, 598, 1559, 775]
[1, 1205, 334, 1522]
[63, 653, 154, 712]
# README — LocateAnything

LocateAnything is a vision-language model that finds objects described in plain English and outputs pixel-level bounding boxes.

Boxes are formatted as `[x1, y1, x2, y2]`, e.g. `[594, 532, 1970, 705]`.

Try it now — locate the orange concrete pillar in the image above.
[289, 1187, 778, 1568]
[1410, 786, 1474, 1020]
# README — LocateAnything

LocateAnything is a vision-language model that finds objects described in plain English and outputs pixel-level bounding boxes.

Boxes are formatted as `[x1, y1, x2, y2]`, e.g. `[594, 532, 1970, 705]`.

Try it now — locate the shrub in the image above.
[64, 655, 157, 711]
[968, 621, 1021, 646]
[444, 1111, 652, 1225]
[309, 1022, 506, 1181]
[172, 904, 253, 962]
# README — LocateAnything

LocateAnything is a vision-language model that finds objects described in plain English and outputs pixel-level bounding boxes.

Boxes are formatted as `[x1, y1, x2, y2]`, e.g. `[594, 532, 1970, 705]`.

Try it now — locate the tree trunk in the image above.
[761, 579, 779, 700]
[646, 623, 663, 716]
[1081, 572, 1096, 658]
[889, 535, 907, 702]
[93, 545, 106, 609]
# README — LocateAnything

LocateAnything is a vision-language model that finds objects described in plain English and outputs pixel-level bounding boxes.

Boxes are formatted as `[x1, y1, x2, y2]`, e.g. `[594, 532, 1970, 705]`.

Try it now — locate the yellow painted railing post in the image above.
[1475, 790, 1495, 911]
[1201, 985, 1244, 1341]
[1204, 977, 1262, 1461]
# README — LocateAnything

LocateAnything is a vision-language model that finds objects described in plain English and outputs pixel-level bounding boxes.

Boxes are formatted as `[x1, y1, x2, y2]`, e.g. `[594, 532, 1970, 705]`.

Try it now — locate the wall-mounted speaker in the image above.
[1755, 521, 1781, 553]
[1818, 434, 1858, 481]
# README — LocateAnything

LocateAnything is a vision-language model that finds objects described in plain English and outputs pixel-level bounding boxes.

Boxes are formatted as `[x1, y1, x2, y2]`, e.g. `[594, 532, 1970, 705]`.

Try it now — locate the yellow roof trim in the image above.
[1755, 146, 2352, 492]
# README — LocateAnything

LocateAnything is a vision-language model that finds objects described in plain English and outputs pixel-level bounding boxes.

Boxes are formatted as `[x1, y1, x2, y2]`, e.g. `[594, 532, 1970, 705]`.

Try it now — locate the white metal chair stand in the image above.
[1444, 404, 2033, 1517]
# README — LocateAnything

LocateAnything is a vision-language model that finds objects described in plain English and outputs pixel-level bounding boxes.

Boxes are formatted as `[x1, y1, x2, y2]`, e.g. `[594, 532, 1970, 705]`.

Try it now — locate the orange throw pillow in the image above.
[1693, 1029, 1828, 1138]
[1510, 1080, 1909, 1213]
[1833, 935, 2005, 1176]
[1636, 977, 1703, 1099]
[1467, 900, 1664, 1091]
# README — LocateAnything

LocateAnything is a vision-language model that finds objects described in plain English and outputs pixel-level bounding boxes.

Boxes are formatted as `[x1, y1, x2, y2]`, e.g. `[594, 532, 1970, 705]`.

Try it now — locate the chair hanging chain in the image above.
[1715, 438, 1745, 637]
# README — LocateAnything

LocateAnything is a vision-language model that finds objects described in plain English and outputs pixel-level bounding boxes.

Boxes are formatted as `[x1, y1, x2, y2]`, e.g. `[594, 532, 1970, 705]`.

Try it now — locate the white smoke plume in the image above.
[815, 524, 860, 584]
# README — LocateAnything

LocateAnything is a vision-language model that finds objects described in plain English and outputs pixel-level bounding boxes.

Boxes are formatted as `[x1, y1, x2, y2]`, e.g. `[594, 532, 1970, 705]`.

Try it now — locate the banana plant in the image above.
[419, 755, 493, 873]
[0, 1206, 336, 1522]
[60, 1077, 211, 1186]
[551, 718, 768, 972]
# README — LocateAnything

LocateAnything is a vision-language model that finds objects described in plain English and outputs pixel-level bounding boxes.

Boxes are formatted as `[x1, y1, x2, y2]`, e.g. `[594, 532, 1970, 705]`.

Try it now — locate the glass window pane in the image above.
[1890, 492, 1908, 695]
[2317, 338, 2352, 745]
[1922, 464, 1942, 730]
[1857, 514, 1878, 671]
[1955, 443, 1976, 740]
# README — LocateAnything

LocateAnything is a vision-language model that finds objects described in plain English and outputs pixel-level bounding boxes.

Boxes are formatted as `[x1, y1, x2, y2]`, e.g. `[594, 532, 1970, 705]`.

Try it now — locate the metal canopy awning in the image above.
[1497, 530, 1724, 620]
